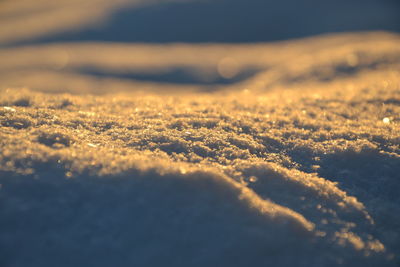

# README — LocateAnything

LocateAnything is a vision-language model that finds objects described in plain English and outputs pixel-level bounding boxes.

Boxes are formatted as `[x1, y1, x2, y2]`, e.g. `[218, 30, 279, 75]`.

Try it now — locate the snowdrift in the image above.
[0, 32, 400, 266]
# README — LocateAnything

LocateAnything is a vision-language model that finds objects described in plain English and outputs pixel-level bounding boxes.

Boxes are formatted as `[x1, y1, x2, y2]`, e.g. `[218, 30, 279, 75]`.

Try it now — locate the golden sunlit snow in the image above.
[1, 32, 399, 266]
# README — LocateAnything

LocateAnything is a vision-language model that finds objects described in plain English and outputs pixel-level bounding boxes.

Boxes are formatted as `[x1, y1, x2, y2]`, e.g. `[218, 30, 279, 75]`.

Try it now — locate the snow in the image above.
[1, 0, 400, 265]
[1, 0, 399, 45]
[1, 35, 399, 265]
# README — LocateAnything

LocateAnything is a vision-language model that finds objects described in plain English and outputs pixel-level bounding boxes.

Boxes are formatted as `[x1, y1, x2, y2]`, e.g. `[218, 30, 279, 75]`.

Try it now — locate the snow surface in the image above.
[1, 33, 400, 266]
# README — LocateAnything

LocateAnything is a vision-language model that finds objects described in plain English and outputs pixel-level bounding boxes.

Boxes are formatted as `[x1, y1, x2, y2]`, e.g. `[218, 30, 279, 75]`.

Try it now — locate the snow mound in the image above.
[1, 33, 400, 266]
[1, 79, 399, 266]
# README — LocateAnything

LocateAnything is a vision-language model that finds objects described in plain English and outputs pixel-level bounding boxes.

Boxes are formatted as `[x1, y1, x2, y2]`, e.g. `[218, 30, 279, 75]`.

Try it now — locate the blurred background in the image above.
[1, 0, 399, 93]
[1, 0, 399, 45]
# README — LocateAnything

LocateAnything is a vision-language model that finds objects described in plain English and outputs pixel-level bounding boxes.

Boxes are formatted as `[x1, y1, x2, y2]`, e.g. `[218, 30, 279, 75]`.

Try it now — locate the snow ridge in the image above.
[1, 75, 399, 266]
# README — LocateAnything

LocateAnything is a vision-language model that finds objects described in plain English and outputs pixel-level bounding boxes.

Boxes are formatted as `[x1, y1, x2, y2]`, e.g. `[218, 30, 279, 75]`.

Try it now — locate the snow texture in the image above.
[1, 33, 400, 266]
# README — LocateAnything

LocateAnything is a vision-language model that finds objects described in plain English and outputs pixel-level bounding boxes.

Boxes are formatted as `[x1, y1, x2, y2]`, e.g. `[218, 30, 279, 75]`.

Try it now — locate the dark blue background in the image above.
[14, 0, 400, 45]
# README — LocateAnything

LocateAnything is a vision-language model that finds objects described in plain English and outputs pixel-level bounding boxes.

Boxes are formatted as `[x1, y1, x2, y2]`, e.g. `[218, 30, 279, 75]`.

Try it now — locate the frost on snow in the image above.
[0, 33, 400, 267]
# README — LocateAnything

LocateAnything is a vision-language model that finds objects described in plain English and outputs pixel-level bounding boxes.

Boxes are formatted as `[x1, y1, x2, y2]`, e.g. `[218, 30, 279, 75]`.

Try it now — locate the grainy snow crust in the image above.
[0, 33, 400, 266]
